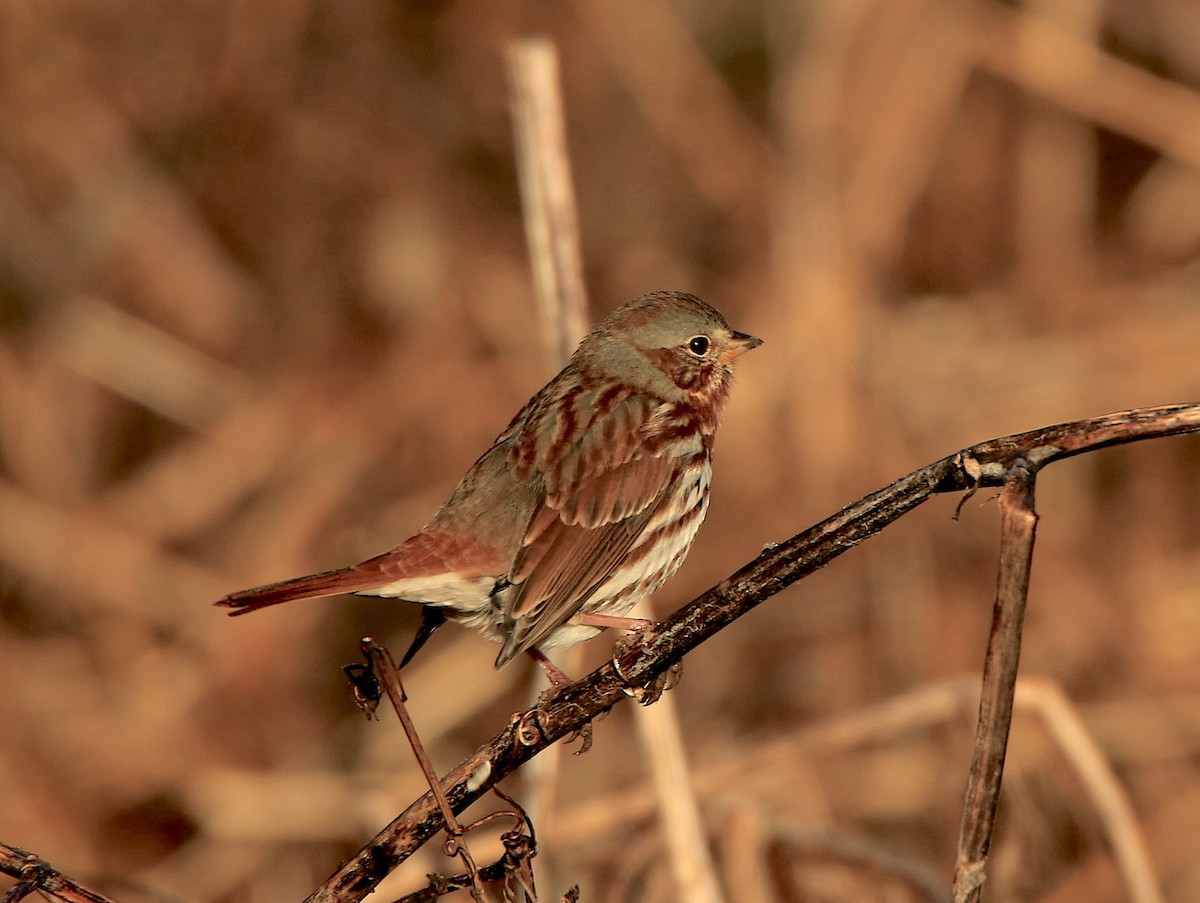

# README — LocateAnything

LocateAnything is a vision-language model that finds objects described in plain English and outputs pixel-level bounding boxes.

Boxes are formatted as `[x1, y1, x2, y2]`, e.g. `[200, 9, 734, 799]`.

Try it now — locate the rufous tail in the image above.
[216, 567, 384, 616]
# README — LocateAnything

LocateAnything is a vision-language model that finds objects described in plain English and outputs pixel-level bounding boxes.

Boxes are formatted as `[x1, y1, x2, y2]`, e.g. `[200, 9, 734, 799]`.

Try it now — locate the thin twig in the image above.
[953, 461, 1038, 902]
[306, 403, 1200, 903]
[0, 844, 117, 903]
[358, 638, 486, 901]
[391, 789, 539, 902]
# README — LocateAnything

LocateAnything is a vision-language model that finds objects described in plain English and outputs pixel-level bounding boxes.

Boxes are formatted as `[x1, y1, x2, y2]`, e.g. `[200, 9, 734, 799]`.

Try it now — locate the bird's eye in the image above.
[687, 335, 710, 356]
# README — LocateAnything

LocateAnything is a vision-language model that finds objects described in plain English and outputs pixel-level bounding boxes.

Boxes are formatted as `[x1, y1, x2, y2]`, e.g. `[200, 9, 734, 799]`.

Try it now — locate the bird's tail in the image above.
[216, 567, 385, 616]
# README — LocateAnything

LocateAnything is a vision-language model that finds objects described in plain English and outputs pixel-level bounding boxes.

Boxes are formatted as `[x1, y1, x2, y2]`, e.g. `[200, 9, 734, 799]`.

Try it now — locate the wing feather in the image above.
[495, 392, 695, 665]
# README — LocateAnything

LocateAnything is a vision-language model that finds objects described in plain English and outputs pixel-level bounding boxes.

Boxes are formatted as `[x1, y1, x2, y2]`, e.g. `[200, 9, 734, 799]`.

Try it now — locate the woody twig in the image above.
[307, 403, 1200, 903]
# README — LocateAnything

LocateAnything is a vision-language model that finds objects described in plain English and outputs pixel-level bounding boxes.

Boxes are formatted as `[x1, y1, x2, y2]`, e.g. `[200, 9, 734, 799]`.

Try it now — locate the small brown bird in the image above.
[217, 291, 760, 678]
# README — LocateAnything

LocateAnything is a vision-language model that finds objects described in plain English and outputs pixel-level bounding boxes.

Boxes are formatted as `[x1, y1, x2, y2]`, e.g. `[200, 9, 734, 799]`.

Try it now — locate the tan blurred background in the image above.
[2, 1, 1200, 901]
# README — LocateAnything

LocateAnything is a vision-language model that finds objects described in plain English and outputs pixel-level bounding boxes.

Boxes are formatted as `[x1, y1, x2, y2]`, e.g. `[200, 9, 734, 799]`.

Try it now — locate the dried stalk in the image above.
[508, 36, 723, 902]
[507, 38, 590, 370]
[305, 403, 1200, 903]
[953, 461, 1038, 902]
[353, 639, 487, 901]
[507, 36, 590, 895]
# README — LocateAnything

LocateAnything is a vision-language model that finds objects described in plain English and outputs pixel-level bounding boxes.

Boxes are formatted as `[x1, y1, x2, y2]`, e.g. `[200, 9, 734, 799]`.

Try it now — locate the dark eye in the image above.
[687, 335, 710, 356]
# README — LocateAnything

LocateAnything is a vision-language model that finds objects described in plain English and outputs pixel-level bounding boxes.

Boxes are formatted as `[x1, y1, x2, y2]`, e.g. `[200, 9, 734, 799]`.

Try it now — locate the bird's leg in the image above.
[524, 649, 594, 754]
[576, 612, 682, 705]
[576, 612, 655, 632]
[577, 610, 658, 685]
[525, 647, 572, 686]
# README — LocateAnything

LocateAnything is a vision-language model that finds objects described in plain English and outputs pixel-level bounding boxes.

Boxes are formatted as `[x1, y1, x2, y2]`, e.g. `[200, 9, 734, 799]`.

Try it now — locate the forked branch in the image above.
[309, 402, 1200, 903]
[953, 461, 1038, 903]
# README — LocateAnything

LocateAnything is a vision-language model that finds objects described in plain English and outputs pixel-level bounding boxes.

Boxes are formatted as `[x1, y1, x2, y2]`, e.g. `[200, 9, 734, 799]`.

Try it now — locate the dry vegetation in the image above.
[2, 1, 1200, 901]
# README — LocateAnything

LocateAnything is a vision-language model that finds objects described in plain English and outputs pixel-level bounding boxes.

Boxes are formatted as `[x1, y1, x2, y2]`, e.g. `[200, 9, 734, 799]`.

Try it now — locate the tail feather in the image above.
[216, 566, 385, 616]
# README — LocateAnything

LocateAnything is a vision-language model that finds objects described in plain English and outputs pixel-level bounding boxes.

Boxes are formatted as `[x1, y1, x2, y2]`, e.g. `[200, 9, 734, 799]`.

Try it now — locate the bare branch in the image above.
[307, 403, 1200, 903]
[0, 843, 117, 903]
[953, 461, 1038, 902]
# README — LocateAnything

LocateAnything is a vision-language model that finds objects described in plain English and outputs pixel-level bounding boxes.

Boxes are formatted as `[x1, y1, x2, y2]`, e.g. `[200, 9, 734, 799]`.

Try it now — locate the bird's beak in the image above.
[720, 330, 763, 363]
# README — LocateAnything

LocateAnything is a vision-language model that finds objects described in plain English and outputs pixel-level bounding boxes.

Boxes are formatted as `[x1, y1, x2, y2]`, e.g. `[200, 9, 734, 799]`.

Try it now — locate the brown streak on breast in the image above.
[593, 381, 628, 416]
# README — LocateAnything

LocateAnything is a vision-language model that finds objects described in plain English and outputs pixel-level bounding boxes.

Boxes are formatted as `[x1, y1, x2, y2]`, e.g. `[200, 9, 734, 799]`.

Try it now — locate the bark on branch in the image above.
[309, 402, 1200, 903]
[0, 843, 117, 903]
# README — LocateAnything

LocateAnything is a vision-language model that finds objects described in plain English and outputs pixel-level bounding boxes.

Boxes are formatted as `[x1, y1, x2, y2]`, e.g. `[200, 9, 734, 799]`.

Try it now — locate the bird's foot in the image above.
[524, 648, 595, 754]
[608, 624, 681, 706]
[585, 613, 655, 677]
[566, 721, 594, 755]
[526, 647, 572, 689]
[522, 705, 595, 755]
[575, 611, 672, 702]
[623, 660, 683, 706]
[579, 612, 656, 633]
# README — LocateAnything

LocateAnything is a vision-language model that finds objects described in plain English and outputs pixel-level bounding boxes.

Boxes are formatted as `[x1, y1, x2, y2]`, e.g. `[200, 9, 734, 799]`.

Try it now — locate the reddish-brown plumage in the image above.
[217, 291, 760, 672]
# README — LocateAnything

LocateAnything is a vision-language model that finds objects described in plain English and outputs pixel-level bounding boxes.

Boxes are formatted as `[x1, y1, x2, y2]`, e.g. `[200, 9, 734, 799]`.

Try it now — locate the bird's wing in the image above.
[495, 394, 693, 665]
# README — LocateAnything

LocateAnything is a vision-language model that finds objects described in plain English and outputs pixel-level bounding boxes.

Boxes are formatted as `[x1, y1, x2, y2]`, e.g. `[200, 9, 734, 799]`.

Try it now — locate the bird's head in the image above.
[580, 291, 761, 410]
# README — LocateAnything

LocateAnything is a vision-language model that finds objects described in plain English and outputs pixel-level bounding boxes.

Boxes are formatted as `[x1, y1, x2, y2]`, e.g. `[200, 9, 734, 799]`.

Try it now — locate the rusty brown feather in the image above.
[217, 291, 760, 672]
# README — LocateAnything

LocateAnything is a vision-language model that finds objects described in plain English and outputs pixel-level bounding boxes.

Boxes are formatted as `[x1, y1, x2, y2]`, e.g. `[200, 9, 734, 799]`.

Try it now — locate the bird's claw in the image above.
[611, 624, 683, 706]
[622, 661, 683, 706]
[662, 660, 683, 693]
[519, 692, 601, 754]
[567, 721, 594, 755]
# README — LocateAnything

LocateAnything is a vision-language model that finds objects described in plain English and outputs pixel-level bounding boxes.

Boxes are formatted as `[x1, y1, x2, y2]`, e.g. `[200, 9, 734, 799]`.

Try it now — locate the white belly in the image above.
[362, 574, 494, 611]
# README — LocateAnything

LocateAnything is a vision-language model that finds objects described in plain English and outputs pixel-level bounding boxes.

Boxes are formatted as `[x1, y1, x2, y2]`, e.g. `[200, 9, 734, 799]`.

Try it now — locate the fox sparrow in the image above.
[217, 291, 760, 678]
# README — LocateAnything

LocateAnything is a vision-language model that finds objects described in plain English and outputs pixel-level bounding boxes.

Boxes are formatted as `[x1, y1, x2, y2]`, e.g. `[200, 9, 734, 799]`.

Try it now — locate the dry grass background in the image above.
[2, 1, 1200, 901]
